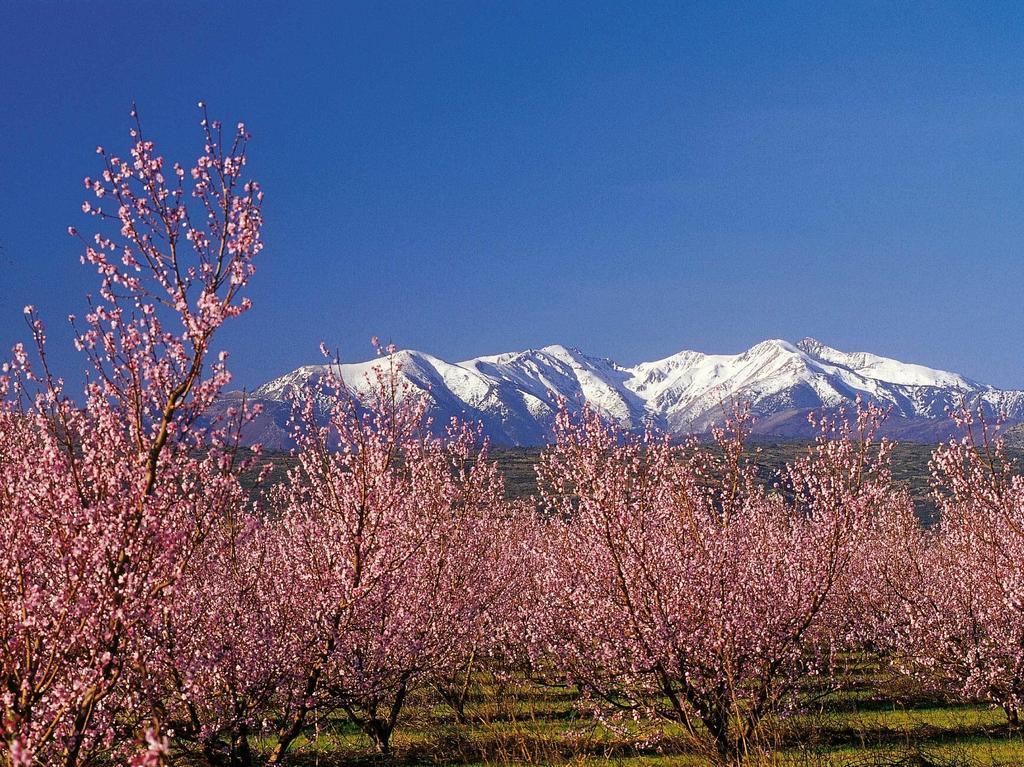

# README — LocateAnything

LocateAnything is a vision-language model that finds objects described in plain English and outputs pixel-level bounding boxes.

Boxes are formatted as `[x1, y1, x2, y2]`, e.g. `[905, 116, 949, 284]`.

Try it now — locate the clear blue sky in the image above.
[2, 1, 1024, 389]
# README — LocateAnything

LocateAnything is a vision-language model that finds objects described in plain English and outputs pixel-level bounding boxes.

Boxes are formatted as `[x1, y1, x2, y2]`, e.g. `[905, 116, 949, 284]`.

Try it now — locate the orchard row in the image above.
[1, 110, 1021, 767]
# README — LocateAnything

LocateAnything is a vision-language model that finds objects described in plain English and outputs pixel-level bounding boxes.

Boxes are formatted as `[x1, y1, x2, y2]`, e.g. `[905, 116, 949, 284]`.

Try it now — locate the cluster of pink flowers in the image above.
[151, 350, 525, 764]
[3, 107, 1024, 767]
[519, 402, 921, 760]
[0, 105, 263, 767]
[877, 410, 1024, 726]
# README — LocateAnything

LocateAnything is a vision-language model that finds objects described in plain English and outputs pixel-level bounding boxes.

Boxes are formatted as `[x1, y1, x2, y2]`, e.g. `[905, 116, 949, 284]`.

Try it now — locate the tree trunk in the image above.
[231, 722, 254, 767]
[266, 708, 307, 765]
[700, 706, 739, 766]
[266, 654, 328, 764]
[361, 674, 411, 755]
[1004, 703, 1021, 728]
[368, 718, 394, 754]
[202, 733, 253, 767]
[436, 679, 472, 724]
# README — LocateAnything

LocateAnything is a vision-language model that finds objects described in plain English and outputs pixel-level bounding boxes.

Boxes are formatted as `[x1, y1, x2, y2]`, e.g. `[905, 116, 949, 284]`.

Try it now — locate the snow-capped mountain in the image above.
[227, 338, 1024, 448]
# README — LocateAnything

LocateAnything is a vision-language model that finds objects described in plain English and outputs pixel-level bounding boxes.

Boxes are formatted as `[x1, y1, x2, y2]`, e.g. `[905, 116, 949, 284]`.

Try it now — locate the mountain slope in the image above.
[229, 338, 1024, 448]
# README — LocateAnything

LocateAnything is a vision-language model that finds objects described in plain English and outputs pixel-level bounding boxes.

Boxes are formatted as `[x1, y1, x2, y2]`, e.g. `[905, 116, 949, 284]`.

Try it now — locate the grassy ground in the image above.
[231, 666, 1024, 767]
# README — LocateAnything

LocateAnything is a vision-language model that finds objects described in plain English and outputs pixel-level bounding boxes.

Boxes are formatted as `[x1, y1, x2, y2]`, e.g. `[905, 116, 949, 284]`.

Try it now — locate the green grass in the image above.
[220, 669, 1024, 767]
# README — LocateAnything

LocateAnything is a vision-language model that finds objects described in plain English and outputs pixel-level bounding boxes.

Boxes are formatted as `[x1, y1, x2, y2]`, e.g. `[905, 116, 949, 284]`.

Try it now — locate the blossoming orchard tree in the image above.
[141, 451, 288, 767]
[886, 411, 1024, 725]
[261, 353, 522, 760]
[528, 403, 911, 762]
[0, 105, 262, 767]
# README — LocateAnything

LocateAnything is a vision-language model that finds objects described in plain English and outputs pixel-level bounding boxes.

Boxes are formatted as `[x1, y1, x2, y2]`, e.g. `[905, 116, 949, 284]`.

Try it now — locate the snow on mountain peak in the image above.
[796, 337, 976, 390]
[746, 338, 802, 356]
[239, 338, 1024, 447]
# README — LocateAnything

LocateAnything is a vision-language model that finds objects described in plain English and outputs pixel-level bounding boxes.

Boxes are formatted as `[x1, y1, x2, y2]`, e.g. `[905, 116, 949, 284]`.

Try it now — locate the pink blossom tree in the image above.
[263, 352, 522, 759]
[528, 403, 910, 762]
[0, 104, 262, 767]
[139, 442, 291, 767]
[885, 411, 1024, 725]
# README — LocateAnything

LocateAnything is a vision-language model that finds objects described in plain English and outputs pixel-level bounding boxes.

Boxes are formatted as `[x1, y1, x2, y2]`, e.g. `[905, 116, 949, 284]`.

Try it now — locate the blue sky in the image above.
[2, 1, 1024, 389]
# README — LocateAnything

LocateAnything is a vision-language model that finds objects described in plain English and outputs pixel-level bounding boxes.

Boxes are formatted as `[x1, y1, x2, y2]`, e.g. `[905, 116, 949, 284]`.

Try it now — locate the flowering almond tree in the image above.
[0, 105, 262, 767]
[529, 403, 907, 762]
[263, 352, 519, 759]
[886, 411, 1024, 725]
[140, 444, 290, 767]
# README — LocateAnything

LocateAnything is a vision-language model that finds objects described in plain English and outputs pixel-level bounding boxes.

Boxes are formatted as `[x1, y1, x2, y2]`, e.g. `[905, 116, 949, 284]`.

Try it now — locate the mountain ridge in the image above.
[224, 338, 1024, 448]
